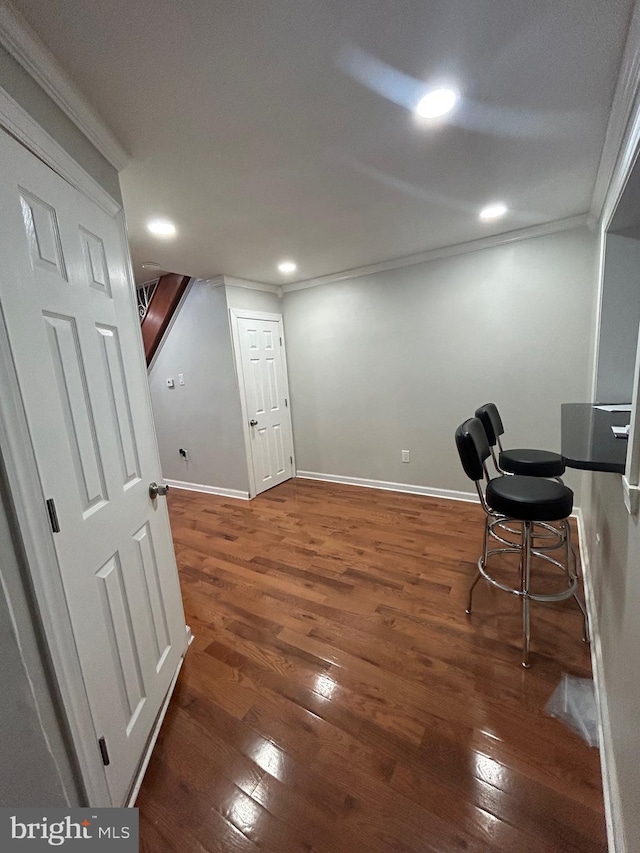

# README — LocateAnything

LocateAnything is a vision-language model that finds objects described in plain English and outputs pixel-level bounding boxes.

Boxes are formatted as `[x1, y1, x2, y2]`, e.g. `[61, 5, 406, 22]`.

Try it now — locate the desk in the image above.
[561, 403, 628, 474]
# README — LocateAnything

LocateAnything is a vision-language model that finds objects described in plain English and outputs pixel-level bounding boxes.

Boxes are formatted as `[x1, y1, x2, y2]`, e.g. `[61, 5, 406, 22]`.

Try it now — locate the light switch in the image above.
[178, 373, 185, 385]
[166, 378, 175, 388]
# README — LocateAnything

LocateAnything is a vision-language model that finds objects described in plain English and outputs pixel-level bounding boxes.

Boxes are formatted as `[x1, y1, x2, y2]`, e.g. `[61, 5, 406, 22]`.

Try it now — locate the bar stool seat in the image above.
[498, 448, 564, 479]
[487, 475, 573, 521]
[476, 403, 565, 479]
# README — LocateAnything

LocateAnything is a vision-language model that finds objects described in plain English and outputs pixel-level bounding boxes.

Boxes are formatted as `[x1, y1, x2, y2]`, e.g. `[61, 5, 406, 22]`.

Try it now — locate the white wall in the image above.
[581, 225, 640, 850]
[148, 282, 249, 495]
[580, 471, 640, 852]
[283, 227, 598, 499]
[596, 234, 640, 402]
[225, 283, 282, 314]
[148, 281, 287, 497]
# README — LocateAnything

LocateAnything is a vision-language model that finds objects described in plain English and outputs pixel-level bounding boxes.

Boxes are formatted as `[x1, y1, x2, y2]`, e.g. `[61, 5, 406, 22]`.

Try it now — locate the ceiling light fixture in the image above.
[415, 88, 458, 119]
[479, 202, 508, 221]
[141, 261, 161, 270]
[278, 260, 297, 274]
[146, 218, 176, 237]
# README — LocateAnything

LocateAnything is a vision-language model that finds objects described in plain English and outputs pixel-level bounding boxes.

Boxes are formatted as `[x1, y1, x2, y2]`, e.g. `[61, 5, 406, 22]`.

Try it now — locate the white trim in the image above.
[0, 0, 129, 171]
[164, 479, 250, 501]
[0, 86, 121, 216]
[228, 308, 296, 499]
[590, 10, 640, 517]
[0, 302, 110, 806]
[127, 655, 184, 808]
[574, 508, 625, 853]
[590, 2, 640, 223]
[222, 275, 282, 295]
[146, 277, 194, 374]
[624, 322, 640, 512]
[203, 276, 226, 289]
[229, 308, 285, 322]
[296, 470, 479, 503]
[282, 215, 590, 292]
[588, 223, 608, 403]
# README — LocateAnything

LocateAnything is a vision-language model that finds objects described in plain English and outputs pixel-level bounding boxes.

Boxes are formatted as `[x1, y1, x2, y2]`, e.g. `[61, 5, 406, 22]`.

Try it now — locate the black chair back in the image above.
[475, 403, 505, 446]
[455, 418, 491, 482]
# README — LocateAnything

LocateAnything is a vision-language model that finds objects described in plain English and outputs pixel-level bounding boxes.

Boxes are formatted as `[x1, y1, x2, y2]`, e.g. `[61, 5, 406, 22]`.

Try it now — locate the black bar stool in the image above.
[455, 417, 589, 667]
[475, 403, 565, 480]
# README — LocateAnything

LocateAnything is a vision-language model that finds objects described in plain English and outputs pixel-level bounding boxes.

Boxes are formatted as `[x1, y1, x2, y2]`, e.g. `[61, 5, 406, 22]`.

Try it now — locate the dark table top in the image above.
[561, 403, 629, 474]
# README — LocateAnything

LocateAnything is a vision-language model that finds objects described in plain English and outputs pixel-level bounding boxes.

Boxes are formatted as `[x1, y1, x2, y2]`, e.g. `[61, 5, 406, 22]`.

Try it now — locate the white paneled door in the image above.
[233, 312, 295, 495]
[0, 129, 187, 805]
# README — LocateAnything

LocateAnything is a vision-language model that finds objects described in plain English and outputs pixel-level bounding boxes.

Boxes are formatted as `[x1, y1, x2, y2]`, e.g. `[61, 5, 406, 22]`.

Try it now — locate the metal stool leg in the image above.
[465, 572, 481, 614]
[466, 515, 489, 614]
[521, 521, 531, 668]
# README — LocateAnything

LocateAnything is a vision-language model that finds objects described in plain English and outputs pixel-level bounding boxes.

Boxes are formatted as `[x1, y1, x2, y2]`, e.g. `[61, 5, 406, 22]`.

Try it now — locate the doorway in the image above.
[0, 126, 187, 805]
[230, 309, 295, 496]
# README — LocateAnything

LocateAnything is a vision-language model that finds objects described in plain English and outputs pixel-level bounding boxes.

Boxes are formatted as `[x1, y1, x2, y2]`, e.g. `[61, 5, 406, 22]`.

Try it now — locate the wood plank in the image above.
[138, 480, 606, 852]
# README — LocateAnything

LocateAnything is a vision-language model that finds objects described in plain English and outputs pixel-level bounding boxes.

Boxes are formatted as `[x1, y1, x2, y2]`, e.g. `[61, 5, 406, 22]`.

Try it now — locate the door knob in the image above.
[249, 419, 258, 426]
[149, 482, 170, 499]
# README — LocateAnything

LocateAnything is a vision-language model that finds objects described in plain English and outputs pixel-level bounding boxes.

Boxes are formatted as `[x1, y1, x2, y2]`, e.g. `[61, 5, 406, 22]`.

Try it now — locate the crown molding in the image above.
[221, 275, 282, 295]
[202, 276, 226, 289]
[282, 214, 591, 293]
[590, 1, 640, 225]
[0, 0, 129, 171]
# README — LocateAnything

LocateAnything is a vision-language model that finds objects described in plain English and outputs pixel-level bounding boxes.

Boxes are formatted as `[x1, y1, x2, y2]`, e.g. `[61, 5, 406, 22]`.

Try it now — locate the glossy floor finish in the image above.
[137, 479, 606, 852]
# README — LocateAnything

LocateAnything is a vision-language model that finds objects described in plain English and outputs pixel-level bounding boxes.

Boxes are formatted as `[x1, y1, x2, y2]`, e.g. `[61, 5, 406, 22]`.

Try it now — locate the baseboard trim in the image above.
[574, 507, 625, 853]
[164, 479, 250, 500]
[126, 655, 184, 807]
[295, 471, 479, 503]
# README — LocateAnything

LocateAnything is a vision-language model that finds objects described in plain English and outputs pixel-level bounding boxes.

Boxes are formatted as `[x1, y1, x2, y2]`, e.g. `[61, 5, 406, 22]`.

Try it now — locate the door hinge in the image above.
[279, 336, 282, 346]
[285, 397, 288, 407]
[46, 498, 60, 533]
[290, 456, 293, 465]
[98, 736, 110, 766]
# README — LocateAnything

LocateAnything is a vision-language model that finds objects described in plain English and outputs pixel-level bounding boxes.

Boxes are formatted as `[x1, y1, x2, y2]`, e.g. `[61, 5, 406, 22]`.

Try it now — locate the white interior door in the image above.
[0, 128, 187, 805]
[233, 312, 295, 495]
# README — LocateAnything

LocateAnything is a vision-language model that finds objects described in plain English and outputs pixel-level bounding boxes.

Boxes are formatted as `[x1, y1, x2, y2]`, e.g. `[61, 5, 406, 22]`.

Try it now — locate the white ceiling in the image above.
[10, 0, 635, 284]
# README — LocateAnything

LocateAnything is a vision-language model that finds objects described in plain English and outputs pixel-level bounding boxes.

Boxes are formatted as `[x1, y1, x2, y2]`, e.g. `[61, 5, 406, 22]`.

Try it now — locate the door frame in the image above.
[0, 85, 128, 806]
[229, 308, 296, 498]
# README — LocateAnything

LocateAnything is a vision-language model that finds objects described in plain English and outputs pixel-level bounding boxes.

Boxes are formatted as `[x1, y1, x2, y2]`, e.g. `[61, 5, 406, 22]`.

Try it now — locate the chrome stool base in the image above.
[465, 515, 589, 667]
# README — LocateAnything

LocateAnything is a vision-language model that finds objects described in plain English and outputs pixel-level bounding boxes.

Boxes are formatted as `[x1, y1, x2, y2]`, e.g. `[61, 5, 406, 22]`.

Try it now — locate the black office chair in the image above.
[475, 403, 565, 480]
[455, 417, 588, 667]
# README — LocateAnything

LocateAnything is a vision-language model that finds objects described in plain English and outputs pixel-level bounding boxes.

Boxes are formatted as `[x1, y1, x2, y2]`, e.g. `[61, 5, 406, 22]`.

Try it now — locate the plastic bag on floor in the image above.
[545, 675, 600, 747]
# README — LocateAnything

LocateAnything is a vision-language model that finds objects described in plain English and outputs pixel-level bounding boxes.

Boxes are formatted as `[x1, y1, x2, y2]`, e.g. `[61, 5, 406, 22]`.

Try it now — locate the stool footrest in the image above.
[478, 548, 578, 601]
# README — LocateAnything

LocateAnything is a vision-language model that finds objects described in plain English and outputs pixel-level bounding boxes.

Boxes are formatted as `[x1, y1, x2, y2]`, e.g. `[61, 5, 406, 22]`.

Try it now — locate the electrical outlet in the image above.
[401, 450, 410, 463]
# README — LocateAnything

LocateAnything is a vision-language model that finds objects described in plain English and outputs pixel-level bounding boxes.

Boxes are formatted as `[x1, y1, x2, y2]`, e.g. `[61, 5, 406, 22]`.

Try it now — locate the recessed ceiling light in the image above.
[147, 218, 176, 237]
[479, 202, 508, 221]
[278, 260, 297, 274]
[415, 88, 458, 119]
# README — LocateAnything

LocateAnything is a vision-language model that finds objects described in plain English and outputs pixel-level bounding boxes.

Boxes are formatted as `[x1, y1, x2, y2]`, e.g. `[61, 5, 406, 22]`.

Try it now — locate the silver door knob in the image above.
[249, 419, 258, 426]
[149, 482, 170, 499]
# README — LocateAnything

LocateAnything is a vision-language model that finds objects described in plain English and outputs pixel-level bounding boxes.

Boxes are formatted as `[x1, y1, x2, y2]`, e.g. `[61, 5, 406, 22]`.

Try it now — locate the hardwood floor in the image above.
[137, 479, 606, 852]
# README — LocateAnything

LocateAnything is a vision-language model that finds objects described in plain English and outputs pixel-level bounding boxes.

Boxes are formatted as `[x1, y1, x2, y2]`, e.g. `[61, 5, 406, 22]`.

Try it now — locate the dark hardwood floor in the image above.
[137, 478, 606, 852]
